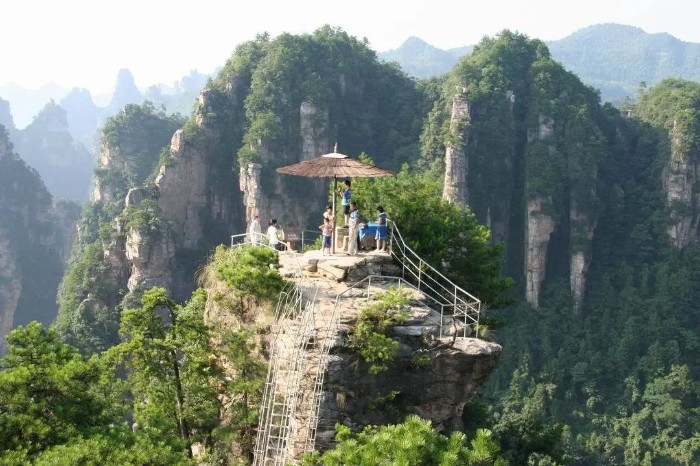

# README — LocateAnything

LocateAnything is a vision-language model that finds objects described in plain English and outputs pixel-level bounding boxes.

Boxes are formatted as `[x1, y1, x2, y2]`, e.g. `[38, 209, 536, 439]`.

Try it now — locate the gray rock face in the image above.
[569, 206, 596, 312]
[525, 197, 555, 308]
[239, 101, 330, 232]
[319, 337, 500, 437]
[239, 162, 265, 228]
[300, 102, 329, 162]
[664, 119, 700, 247]
[265, 251, 499, 461]
[156, 128, 213, 249]
[124, 227, 175, 294]
[442, 92, 470, 206]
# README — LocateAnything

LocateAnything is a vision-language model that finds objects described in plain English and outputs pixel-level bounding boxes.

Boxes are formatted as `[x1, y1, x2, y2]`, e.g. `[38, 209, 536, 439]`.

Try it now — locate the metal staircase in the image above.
[249, 218, 482, 464]
[253, 283, 317, 466]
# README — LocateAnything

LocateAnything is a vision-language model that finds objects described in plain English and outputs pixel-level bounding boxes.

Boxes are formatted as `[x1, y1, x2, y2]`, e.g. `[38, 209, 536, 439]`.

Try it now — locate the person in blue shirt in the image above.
[340, 179, 352, 225]
[375, 206, 387, 252]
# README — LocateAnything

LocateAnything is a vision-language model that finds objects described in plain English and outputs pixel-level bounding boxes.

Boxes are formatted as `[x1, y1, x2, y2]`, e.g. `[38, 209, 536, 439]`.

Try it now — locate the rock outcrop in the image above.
[525, 197, 555, 308]
[664, 118, 700, 248]
[0, 234, 22, 352]
[259, 251, 500, 461]
[442, 91, 470, 206]
[0, 126, 78, 352]
[239, 101, 330, 230]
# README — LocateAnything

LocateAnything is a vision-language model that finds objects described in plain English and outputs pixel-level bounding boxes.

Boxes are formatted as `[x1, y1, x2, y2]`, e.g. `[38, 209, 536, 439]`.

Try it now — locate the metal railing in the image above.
[386, 220, 481, 338]
[302, 274, 466, 454]
[253, 284, 319, 466]
[300, 229, 322, 251]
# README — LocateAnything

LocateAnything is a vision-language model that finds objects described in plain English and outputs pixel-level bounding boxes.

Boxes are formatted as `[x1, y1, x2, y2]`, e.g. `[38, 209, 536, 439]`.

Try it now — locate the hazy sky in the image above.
[3, 0, 698, 95]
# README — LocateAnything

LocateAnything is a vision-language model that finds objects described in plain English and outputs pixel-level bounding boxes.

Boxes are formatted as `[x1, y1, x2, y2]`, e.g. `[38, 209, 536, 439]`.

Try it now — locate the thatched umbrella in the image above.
[276, 144, 393, 253]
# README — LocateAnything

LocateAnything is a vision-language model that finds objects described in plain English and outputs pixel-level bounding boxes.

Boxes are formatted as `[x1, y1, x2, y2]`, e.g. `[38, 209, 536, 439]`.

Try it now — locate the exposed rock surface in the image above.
[0, 235, 22, 352]
[262, 250, 500, 461]
[156, 128, 213, 250]
[664, 118, 700, 248]
[0, 126, 78, 352]
[525, 197, 555, 308]
[569, 207, 596, 312]
[239, 101, 330, 230]
[442, 92, 470, 206]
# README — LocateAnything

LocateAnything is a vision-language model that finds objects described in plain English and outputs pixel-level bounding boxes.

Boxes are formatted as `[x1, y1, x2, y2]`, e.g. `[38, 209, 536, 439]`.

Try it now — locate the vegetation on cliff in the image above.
[455, 41, 700, 465]
[0, 126, 76, 334]
[302, 415, 504, 465]
[9, 26, 700, 465]
[1, 246, 280, 464]
[56, 103, 184, 353]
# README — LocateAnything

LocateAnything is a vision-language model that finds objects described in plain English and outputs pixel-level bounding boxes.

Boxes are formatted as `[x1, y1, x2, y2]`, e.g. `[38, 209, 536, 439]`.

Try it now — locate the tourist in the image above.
[340, 179, 351, 225]
[248, 214, 261, 245]
[319, 217, 333, 255]
[323, 203, 335, 225]
[375, 206, 387, 252]
[267, 220, 280, 250]
[347, 202, 360, 256]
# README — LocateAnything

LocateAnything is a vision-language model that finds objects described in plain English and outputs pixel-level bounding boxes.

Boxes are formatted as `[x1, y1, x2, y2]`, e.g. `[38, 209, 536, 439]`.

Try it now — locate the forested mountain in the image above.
[0, 125, 79, 353]
[9, 100, 94, 201]
[380, 23, 700, 103]
[2, 27, 699, 465]
[423, 31, 700, 464]
[379, 36, 472, 79]
[56, 27, 428, 353]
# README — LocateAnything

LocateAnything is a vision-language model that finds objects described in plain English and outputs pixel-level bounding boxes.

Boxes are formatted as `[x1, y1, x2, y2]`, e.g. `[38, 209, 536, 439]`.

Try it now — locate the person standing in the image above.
[375, 206, 387, 252]
[340, 179, 352, 225]
[267, 220, 279, 250]
[347, 202, 360, 256]
[323, 203, 335, 225]
[319, 217, 333, 255]
[248, 214, 261, 245]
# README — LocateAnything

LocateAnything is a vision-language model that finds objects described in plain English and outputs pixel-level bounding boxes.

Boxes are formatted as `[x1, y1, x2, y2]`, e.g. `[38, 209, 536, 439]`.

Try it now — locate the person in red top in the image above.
[319, 216, 333, 255]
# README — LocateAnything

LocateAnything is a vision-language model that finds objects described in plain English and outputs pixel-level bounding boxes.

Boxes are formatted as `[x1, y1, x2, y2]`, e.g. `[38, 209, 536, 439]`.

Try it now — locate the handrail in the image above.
[300, 229, 322, 251]
[386, 220, 481, 337]
[303, 274, 467, 454]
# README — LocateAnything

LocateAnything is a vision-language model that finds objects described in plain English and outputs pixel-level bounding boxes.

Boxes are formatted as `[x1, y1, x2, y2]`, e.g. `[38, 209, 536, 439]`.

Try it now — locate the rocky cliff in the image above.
[429, 32, 604, 311]
[634, 79, 700, 249]
[442, 91, 470, 206]
[0, 126, 79, 352]
[203, 249, 500, 462]
[57, 28, 429, 354]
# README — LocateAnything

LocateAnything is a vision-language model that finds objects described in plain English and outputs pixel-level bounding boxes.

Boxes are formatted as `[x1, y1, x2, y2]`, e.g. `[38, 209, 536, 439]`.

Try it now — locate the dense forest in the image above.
[2, 27, 699, 465]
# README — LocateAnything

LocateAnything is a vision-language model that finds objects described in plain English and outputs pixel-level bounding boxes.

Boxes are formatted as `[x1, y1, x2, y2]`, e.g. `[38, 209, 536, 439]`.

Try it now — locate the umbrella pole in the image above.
[332, 176, 337, 254]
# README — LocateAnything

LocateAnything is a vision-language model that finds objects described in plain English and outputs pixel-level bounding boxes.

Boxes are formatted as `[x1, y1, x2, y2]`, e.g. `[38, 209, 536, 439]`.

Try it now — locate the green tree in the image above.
[210, 244, 286, 307]
[351, 162, 513, 308]
[302, 415, 504, 466]
[105, 287, 223, 458]
[0, 323, 115, 460]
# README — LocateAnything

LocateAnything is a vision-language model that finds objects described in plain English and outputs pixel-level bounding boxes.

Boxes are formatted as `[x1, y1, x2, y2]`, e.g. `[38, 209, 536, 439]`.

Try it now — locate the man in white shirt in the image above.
[348, 203, 360, 256]
[267, 220, 279, 250]
[248, 214, 261, 245]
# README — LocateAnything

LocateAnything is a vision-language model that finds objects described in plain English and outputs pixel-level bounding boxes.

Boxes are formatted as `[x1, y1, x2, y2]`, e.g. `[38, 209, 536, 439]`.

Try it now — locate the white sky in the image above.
[2, 0, 698, 95]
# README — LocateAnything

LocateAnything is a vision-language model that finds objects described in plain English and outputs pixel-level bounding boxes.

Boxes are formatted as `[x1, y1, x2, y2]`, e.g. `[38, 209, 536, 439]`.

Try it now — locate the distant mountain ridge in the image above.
[380, 36, 472, 78]
[379, 23, 700, 102]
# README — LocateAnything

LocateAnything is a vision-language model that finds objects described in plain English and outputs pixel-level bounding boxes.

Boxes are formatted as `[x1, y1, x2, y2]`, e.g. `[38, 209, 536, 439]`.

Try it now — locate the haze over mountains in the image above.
[380, 23, 700, 102]
[1, 22, 699, 203]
